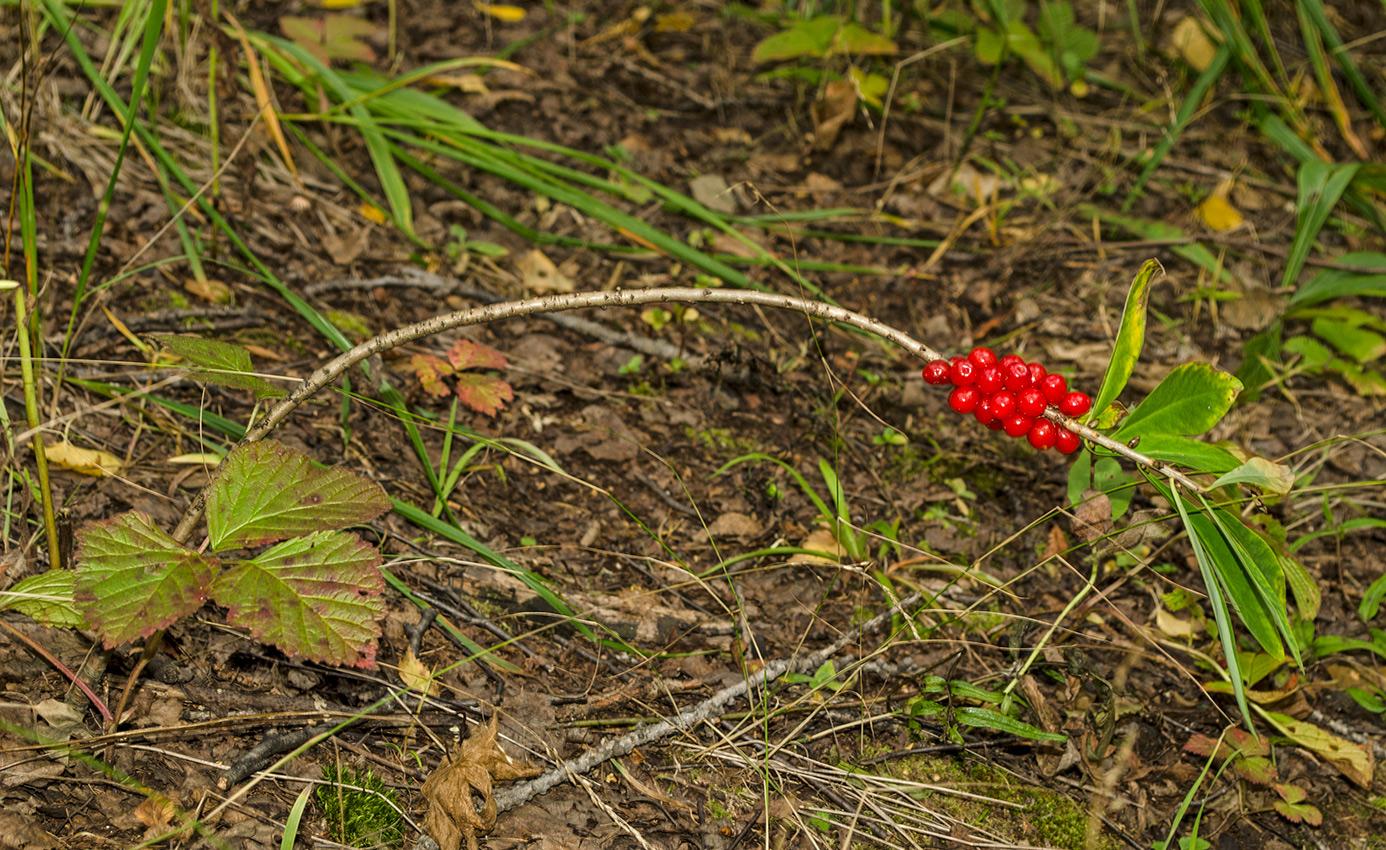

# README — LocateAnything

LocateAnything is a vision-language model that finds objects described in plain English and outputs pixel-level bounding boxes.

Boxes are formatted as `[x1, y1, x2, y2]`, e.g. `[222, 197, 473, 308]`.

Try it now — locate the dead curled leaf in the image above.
[422, 716, 540, 850]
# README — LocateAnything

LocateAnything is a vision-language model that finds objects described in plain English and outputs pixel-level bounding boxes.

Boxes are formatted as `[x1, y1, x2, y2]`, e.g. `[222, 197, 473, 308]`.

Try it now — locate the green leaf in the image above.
[279, 14, 379, 65]
[1210, 457, 1295, 496]
[1281, 553, 1321, 621]
[1114, 363, 1242, 439]
[1289, 252, 1386, 307]
[1132, 435, 1241, 474]
[1326, 359, 1386, 395]
[212, 530, 384, 667]
[1311, 317, 1386, 363]
[74, 511, 218, 648]
[1185, 508, 1284, 663]
[1172, 491, 1251, 724]
[1282, 335, 1334, 370]
[835, 22, 897, 56]
[1067, 452, 1135, 519]
[952, 706, 1067, 743]
[752, 16, 839, 62]
[1236, 325, 1283, 404]
[1091, 260, 1159, 424]
[1360, 573, 1386, 622]
[0, 570, 84, 628]
[1283, 161, 1360, 289]
[156, 335, 284, 399]
[208, 440, 392, 550]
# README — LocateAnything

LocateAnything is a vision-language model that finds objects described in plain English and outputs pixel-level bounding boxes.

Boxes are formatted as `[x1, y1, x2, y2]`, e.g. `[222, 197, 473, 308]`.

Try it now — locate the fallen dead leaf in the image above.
[811, 78, 857, 151]
[422, 716, 540, 850]
[1169, 16, 1219, 72]
[706, 511, 760, 539]
[45, 440, 122, 477]
[689, 174, 739, 213]
[516, 249, 573, 293]
[183, 278, 233, 303]
[1071, 489, 1113, 544]
[398, 648, 435, 697]
[0, 811, 58, 849]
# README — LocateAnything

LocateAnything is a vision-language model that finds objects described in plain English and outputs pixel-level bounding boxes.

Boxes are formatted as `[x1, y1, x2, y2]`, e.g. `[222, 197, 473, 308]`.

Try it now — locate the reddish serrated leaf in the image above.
[1273, 800, 1322, 826]
[411, 354, 455, 397]
[1227, 727, 1270, 757]
[1273, 783, 1307, 804]
[453, 372, 513, 416]
[74, 511, 218, 648]
[1233, 755, 1277, 785]
[447, 339, 506, 372]
[208, 440, 391, 550]
[1183, 734, 1232, 760]
[210, 531, 384, 668]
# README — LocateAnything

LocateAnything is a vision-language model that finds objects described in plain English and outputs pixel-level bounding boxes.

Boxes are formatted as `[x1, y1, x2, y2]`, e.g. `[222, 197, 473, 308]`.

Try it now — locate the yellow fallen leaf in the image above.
[398, 649, 435, 696]
[1155, 606, 1194, 639]
[46, 440, 123, 477]
[1196, 193, 1244, 232]
[184, 277, 233, 303]
[655, 11, 695, 32]
[515, 249, 574, 293]
[1170, 16, 1219, 72]
[473, 1, 525, 22]
[359, 203, 388, 224]
[167, 453, 224, 466]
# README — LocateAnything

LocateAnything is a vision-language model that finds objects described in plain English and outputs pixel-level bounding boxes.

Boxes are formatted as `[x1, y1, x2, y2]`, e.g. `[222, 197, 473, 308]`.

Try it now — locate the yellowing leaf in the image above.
[1265, 711, 1373, 787]
[47, 440, 123, 477]
[167, 453, 224, 466]
[1196, 193, 1244, 231]
[655, 12, 695, 32]
[516, 249, 573, 293]
[1170, 16, 1219, 72]
[359, 203, 388, 224]
[473, 2, 525, 22]
[398, 648, 435, 696]
[1155, 606, 1194, 638]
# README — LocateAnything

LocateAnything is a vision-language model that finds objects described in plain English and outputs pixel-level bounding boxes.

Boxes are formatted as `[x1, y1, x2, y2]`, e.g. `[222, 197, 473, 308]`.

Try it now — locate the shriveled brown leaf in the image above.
[422, 716, 540, 850]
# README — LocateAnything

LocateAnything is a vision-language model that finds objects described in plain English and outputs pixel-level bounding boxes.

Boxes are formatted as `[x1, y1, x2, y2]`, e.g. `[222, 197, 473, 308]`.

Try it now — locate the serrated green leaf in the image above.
[453, 373, 513, 416]
[1211, 457, 1295, 496]
[1132, 434, 1241, 474]
[211, 530, 384, 667]
[1091, 260, 1159, 425]
[74, 511, 217, 648]
[1289, 252, 1386, 307]
[1114, 363, 1242, 439]
[156, 335, 284, 399]
[0, 570, 84, 628]
[208, 440, 391, 550]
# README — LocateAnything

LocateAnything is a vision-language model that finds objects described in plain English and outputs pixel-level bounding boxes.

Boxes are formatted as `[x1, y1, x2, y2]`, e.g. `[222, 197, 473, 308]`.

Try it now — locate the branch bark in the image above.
[171, 286, 1202, 542]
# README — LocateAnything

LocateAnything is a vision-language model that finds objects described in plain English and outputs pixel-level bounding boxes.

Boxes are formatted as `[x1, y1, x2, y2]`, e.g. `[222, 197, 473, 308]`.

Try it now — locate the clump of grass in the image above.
[317, 765, 404, 849]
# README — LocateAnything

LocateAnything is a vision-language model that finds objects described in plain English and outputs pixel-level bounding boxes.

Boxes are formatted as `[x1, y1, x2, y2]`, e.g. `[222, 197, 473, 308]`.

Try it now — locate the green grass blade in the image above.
[378, 568, 521, 672]
[714, 453, 833, 521]
[280, 785, 313, 850]
[1284, 160, 1360, 289]
[1297, 0, 1386, 133]
[1171, 485, 1252, 724]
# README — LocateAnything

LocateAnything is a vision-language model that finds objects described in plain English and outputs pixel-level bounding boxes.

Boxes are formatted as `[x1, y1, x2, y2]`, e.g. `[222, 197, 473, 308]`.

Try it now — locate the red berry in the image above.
[1059, 391, 1092, 417]
[969, 347, 998, 368]
[922, 360, 952, 386]
[1004, 362, 1032, 392]
[1039, 374, 1068, 404]
[950, 359, 977, 386]
[974, 396, 997, 425]
[987, 418, 1005, 431]
[990, 390, 1017, 420]
[1027, 419, 1057, 450]
[975, 365, 1004, 395]
[949, 386, 980, 414]
[1027, 362, 1047, 386]
[999, 354, 1025, 370]
[1003, 414, 1034, 438]
[1017, 387, 1047, 417]
[1056, 427, 1081, 454]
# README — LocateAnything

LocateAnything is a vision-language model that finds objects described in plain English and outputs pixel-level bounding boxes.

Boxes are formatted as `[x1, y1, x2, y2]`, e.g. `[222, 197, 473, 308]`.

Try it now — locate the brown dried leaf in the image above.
[516, 249, 573, 293]
[422, 716, 540, 850]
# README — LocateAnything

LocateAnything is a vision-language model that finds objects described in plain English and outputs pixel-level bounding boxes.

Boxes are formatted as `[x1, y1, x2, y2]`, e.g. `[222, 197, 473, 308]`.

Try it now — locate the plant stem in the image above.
[169, 287, 1204, 542]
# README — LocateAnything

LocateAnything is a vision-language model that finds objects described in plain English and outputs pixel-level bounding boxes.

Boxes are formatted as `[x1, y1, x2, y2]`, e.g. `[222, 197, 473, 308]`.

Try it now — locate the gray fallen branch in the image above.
[493, 588, 925, 812]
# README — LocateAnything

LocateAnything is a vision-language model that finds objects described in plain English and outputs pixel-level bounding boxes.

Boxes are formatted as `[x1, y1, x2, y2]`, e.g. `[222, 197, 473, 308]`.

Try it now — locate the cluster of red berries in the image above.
[922, 347, 1091, 453]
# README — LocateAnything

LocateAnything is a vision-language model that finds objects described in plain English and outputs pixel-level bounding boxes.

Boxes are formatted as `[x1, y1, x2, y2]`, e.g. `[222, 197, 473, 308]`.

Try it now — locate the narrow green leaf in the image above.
[0, 570, 84, 628]
[1296, 0, 1386, 133]
[1207, 505, 1297, 666]
[1172, 490, 1251, 723]
[212, 531, 384, 668]
[1289, 252, 1386, 306]
[1114, 363, 1242, 439]
[75, 511, 218, 648]
[953, 706, 1067, 743]
[1283, 161, 1360, 289]
[1280, 553, 1320, 621]
[1092, 259, 1160, 422]
[1361, 574, 1386, 622]
[282, 785, 314, 850]
[208, 440, 391, 550]
[1185, 508, 1284, 662]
